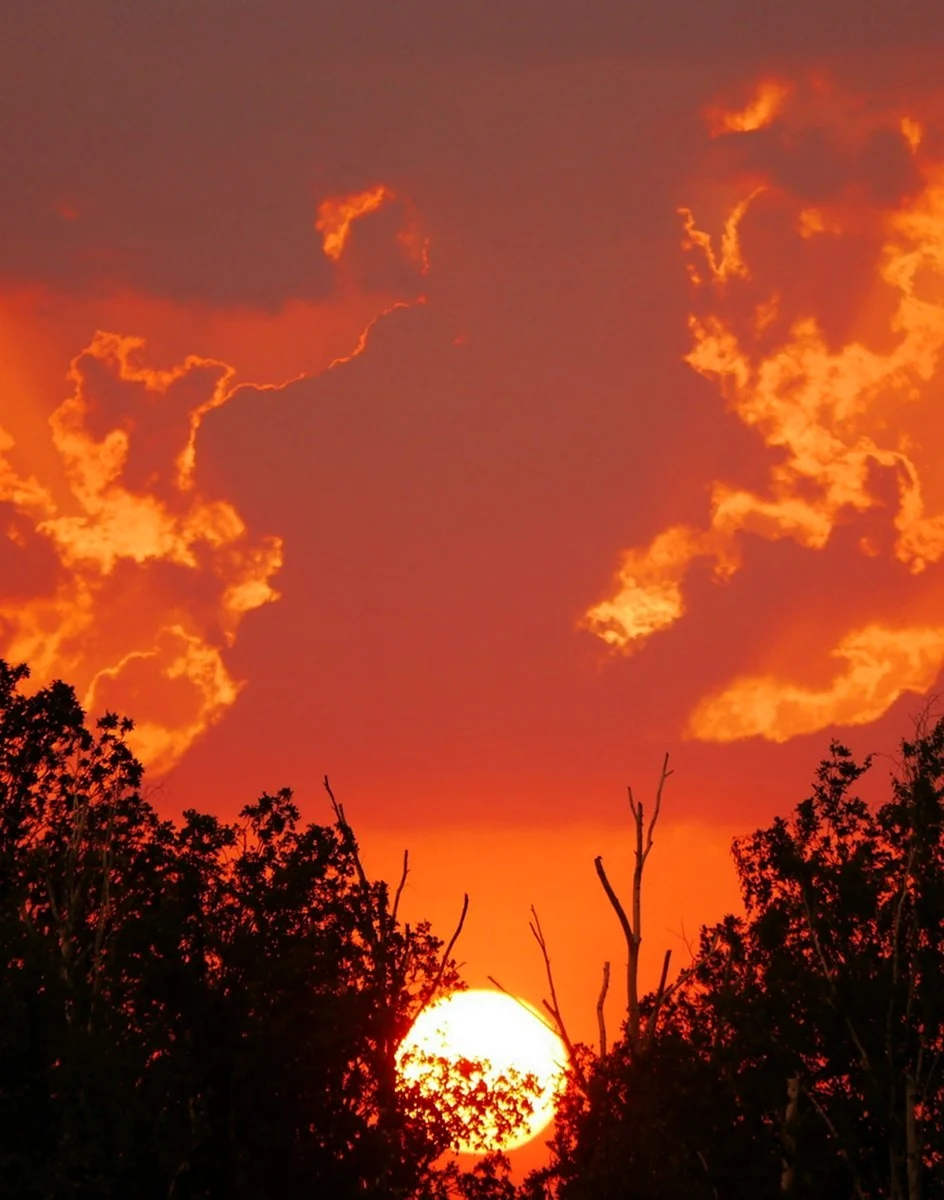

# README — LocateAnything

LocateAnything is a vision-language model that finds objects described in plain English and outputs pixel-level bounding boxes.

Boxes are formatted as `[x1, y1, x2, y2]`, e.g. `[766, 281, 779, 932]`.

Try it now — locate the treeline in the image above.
[0, 660, 517, 1199]
[2, 658, 943, 1199]
[524, 723, 944, 1200]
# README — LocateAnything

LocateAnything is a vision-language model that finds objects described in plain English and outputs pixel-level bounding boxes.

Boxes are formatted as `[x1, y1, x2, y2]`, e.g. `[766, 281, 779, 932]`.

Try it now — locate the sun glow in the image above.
[396, 989, 567, 1154]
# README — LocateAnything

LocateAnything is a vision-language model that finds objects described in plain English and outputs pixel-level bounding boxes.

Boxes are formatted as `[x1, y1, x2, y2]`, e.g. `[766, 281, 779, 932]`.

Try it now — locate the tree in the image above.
[689, 723, 944, 1199]
[520, 757, 732, 1200]
[0, 659, 529, 1198]
[593, 752, 675, 1052]
[532, 721, 944, 1200]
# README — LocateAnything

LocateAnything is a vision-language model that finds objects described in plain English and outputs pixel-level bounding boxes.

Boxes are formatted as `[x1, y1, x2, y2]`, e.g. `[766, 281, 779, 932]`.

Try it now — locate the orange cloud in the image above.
[587, 79, 944, 742]
[0, 332, 284, 773]
[316, 185, 430, 275]
[0, 184, 429, 771]
[705, 80, 792, 137]
[583, 526, 735, 651]
[678, 189, 764, 285]
[316, 184, 395, 261]
[688, 624, 944, 743]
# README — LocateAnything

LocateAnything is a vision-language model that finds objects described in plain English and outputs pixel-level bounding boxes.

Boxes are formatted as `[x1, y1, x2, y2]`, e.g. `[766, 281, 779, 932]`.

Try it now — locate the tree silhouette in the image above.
[13, 651, 944, 1200]
[688, 724, 944, 1199]
[0, 660, 532, 1199]
[533, 720, 944, 1200]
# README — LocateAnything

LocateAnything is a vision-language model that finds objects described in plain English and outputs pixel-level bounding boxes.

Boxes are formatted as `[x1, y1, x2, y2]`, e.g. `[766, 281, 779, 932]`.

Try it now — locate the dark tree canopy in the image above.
[0, 660, 525, 1200]
[531, 721, 944, 1200]
[8, 653, 944, 1200]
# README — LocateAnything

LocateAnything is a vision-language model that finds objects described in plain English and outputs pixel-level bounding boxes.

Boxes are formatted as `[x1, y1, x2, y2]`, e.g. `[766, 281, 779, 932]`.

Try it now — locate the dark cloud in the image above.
[2, 1, 942, 306]
[859, 126, 924, 204]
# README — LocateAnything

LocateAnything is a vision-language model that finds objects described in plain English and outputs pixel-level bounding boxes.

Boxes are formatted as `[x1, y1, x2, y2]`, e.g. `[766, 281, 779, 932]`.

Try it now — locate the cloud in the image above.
[316, 185, 430, 274]
[688, 624, 944, 742]
[0, 186, 428, 772]
[0, 331, 284, 774]
[583, 526, 736, 651]
[705, 80, 792, 137]
[585, 76, 944, 741]
[317, 185, 396, 261]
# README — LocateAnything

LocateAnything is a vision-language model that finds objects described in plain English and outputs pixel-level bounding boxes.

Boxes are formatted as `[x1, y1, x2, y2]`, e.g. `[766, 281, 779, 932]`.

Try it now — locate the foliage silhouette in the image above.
[0, 660, 534, 1199]
[529, 720, 944, 1200]
[11, 651, 944, 1200]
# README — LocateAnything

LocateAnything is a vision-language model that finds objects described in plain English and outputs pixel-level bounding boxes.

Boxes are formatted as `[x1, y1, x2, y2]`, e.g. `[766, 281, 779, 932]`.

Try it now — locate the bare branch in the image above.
[425, 893, 469, 1005]
[674, 918, 699, 964]
[627, 784, 638, 822]
[391, 849, 409, 925]
[486, 975, 561, 1038]
[665, 929, 721, 1004]
[642, 751, 672, 865]
[596, 849, 640, 1037]
[644, 948, 672, 1043]
[597, 961, 611, 1057]
[324, 774, 372, 892]
[323, 773, 343, 822]
[323, 775, 379, 950]
[594, 856, 634, 947]
[529, 907, 579, 1066]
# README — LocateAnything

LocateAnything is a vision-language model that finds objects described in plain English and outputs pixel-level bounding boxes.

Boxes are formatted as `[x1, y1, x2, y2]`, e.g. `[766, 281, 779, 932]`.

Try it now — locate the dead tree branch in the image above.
[323, 775, 381, 953]
[486, 975, 561, 1038]
[391, 849, 409, 925]
[596, 753, 672, 1048]
[424, 892, 469, 1006]
[597, 961, 611, 1057]
[529, 907, 579, 1067]
[644, 948, 672, 1043]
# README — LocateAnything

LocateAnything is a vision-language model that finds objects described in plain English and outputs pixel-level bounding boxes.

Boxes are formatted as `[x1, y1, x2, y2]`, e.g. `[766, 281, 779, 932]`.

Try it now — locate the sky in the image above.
[4, 0, 944, 1097]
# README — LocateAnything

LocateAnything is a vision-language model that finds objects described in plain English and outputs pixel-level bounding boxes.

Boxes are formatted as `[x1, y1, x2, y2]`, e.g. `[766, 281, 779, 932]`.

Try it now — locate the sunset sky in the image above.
[4, 0, 944, 1079]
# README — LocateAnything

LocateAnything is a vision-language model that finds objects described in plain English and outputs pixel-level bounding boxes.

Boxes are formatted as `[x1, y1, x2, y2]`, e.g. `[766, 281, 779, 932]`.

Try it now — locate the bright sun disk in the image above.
[396, 988, 567, 1153]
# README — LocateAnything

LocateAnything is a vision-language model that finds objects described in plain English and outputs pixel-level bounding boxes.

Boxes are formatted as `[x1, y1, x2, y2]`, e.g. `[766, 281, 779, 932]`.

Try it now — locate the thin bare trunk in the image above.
[597, 961, 610, 1057]
[595, 753, 672, 1050]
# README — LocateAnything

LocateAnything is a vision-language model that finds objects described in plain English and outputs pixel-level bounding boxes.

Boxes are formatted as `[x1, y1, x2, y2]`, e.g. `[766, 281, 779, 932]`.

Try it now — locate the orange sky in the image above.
[4, 8, 944, 1145]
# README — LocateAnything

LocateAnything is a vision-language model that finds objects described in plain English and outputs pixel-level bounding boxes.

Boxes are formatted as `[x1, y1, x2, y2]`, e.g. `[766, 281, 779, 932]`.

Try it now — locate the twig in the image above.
[487, 975, 560, 1038]
[323, 775, 379, 947]
[673, 918, 699, 964]
[392, 849, 409, 925]
[425, 893, 469, 1004]
[529, 907, 579, 1065]
[643, 752, 672, 865]
[323, 775, 372, 893]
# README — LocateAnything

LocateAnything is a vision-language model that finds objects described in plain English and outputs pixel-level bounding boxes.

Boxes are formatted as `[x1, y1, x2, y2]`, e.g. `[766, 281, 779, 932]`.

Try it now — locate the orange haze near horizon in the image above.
[4, 10, 944, 1148]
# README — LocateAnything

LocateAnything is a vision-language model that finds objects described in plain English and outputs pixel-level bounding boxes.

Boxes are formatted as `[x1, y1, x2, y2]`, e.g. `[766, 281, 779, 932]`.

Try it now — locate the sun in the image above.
[396, 988, 568, 1153]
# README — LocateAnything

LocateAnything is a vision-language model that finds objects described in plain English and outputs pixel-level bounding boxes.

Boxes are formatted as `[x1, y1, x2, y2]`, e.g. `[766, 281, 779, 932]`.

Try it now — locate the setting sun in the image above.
[396, 989, 567, 1153]
[5, 13, 944, 1194]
